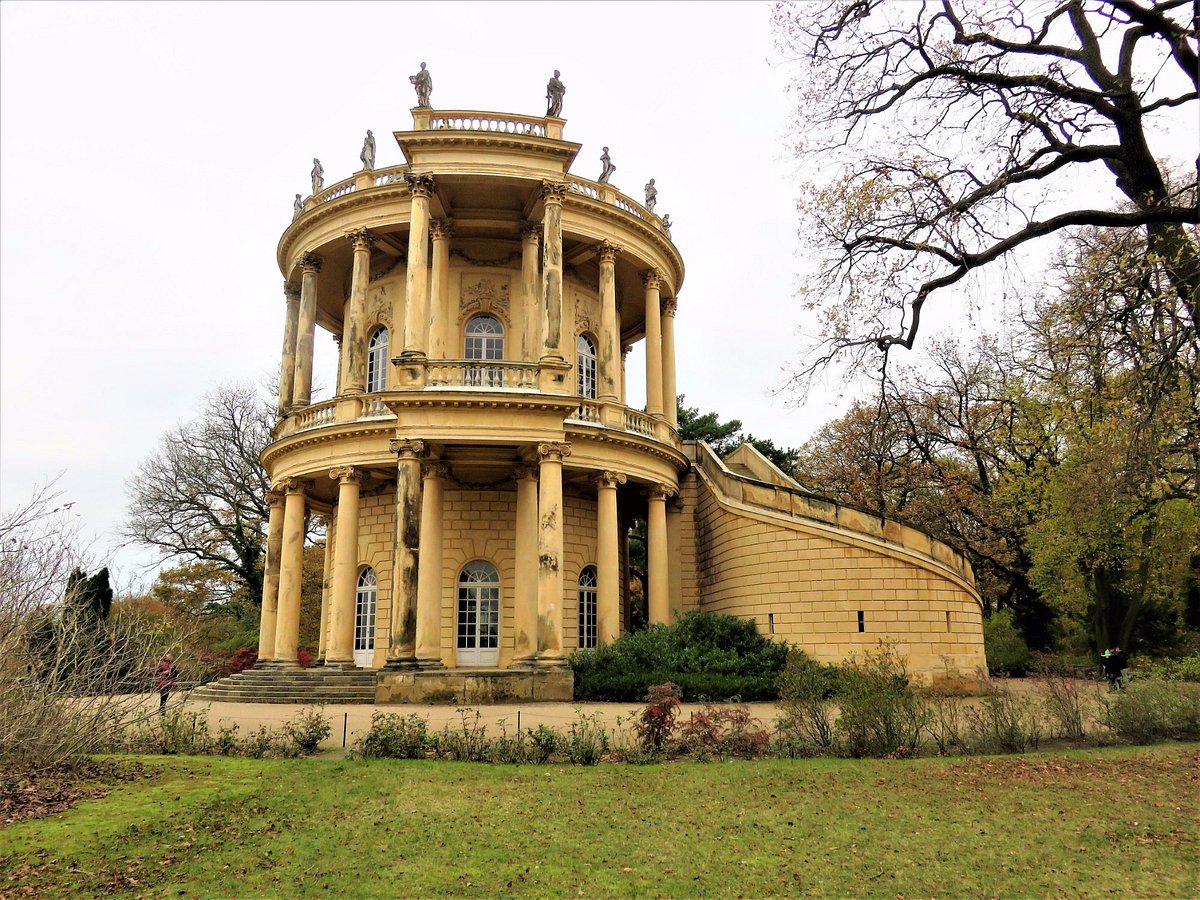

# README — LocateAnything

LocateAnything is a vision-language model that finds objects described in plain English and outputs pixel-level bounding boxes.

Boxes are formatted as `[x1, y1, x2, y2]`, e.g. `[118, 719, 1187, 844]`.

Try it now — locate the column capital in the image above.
[537, 441, 572, 462]
[390, 438, 426, 459]
[598, 241, 622, 264]
[644, 483, 676, 501]
[266, 488, 287, 508]
[541, 180, 570, 204]
[520, 222, 541, 242]
[405, 173, 436, 198]
[514, 464, 540, 482]
[430, 219, 454, 240]
[277, 477, 307, 496]
[641, 269, 662, 290]
[346, 227, 375, 252]
[421, 460, 449, 480]
[329, 466, 363, 485]
[300, 252, 323, 273]
[595, 470, 627, 490]
[284, 281, 302, 301]
[662, 297, 678, 317]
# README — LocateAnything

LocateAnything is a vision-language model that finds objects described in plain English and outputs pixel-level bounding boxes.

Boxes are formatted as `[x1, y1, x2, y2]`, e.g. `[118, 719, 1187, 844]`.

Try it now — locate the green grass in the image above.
[3, 745, 1197, 897]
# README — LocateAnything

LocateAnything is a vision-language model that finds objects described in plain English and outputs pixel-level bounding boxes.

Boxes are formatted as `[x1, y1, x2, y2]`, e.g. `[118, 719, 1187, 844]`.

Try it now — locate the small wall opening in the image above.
[946, 610, 952, 632]
[857, 610, 865, 633]
[768, 612, 775, 635]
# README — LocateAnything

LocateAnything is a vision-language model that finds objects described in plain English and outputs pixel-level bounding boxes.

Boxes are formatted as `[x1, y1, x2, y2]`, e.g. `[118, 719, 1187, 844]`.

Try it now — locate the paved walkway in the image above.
[167, 692, 784, 751]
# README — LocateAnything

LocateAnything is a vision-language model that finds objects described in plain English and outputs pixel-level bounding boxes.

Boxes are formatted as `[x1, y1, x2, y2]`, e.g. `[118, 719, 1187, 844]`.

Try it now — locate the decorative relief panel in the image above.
[459, 274, 511, 321]
[367, 284, 392, 329]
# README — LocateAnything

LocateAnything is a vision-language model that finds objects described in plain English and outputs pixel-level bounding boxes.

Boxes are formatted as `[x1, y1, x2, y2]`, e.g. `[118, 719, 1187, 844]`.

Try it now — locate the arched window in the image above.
[367, 326, 389, 393]
[465, 315, 504, 386]
[457, 560, 500, 666]
[354, 567, 377, 668]
[577, 333, 597, 400]
[578, 565, 598, 650]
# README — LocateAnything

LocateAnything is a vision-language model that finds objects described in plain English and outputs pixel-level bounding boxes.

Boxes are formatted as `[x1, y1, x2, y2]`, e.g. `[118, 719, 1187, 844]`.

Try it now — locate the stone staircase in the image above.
[188, 667, 378, 704]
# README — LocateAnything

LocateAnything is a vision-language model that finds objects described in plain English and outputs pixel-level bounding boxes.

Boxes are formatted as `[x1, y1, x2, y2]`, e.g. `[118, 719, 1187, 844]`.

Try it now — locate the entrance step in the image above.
[190, 668, 377, 704]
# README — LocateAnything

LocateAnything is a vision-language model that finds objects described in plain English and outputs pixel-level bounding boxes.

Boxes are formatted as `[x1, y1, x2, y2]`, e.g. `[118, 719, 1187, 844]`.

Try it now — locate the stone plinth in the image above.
[375, 668, 573, 704]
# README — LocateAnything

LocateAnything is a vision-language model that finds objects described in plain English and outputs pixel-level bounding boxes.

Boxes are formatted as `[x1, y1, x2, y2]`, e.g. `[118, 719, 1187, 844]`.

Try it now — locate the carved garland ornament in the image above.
[460, 275, 511, 320]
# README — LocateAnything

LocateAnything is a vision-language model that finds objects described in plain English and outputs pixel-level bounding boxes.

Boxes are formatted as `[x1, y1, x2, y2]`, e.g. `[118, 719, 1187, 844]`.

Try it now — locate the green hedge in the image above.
[570, 611, 787, 702]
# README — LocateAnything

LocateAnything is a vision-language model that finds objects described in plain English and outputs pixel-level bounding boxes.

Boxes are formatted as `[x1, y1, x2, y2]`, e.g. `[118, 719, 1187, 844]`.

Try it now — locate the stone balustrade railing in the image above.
[570, 400, 602, 423]
[314, 177, 356, 204]
[373, 166, 409, 187]
[624, 409, 655, 437]
[426, 359, 539, 390]
[289, 398, 337, 433]
[567, 177, 599, 200]
[417, 109, 550, 137]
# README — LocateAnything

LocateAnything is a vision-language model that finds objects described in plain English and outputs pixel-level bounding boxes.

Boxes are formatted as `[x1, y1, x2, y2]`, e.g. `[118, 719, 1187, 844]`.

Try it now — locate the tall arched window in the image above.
[577, 333, 597, 400]
[457, 560, 500, 666]
[465, 315, 504, 386]
[578, 565, 598, 650]
[354, 567, 377, 668]
[367, 326, 389, 393]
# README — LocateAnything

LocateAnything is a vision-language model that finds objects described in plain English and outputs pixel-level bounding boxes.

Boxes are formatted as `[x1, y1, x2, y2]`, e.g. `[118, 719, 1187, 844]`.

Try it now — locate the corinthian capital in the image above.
[541, 180, 570, 204]
[662, 298, 678, 317]
[536, 441, 572, 462]
[283, 281, 301, 301]
[598, 241, 622, 264]
[390, 438, 426, 459]
[640, 269, 661, 290]
[405, 173, 436, 198]
[346, 227, 375, 252]
[430, 219, 454, 240]
[300, 252, 323, 273]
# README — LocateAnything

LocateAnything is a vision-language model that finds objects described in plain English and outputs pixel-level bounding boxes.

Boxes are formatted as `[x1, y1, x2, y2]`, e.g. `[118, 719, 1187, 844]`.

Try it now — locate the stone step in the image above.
[190, 668, 379, 705]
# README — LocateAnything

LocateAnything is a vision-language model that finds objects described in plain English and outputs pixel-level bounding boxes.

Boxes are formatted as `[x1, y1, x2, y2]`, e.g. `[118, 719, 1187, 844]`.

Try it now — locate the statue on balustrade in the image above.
[598, 147, 616, 184]
[410, 62, 432, 108]
[660, 213, 672, 237]
[545, 69, 565, 117]
[644, 178, 658, 212]
[360, 130, 376, 171]
[293, 193, 303, 220]
[311, 159, 324, 195]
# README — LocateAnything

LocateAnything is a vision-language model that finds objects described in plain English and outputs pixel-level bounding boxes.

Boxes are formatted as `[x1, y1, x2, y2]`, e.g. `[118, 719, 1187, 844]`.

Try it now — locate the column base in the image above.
[322, 658, 358, 670]
[535, 654, 569, 669]
[383, 656, 420, 670]
[416, 657, 445, 670]
[399, 350, 427, 361]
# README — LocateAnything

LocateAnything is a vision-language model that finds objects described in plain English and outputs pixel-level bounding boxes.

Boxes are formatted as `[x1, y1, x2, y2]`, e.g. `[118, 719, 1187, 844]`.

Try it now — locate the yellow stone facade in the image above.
[256, 105, 986, 699]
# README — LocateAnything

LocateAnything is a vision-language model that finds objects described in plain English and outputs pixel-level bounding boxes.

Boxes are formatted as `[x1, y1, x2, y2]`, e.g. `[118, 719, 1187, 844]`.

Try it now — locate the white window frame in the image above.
[578, 565, 598, 650]
[367, 326, 389, 393]
[354, 567, 377, 667]
[456, 560, 500, 666]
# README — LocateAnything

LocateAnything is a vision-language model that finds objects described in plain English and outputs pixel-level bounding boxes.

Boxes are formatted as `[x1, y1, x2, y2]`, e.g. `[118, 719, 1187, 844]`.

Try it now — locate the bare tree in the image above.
[774, 0, 1198, 381]
[124, 383, 273, 605]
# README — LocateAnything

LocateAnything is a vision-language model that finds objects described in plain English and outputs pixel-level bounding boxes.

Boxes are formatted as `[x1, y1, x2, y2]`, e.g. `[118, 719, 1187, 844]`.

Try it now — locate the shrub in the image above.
[1135, 653, 1200, 683]
[571, 611, 787, 702]
[281, 707, 331, 754]
[434, 708, 492, 762]
[676, 705, 770, 760]
[355, 712, 431, 759]
[983, 608, 1033, 676]
[964, 683, 1043, 753]
[632, 682, 680, 754]
[834, 643, 928, 758]
[1102, 678, 1200, 744]
[1034, 659, 1093, 741]
[774, 649, 838, 756]
[564, 709, 610, 766]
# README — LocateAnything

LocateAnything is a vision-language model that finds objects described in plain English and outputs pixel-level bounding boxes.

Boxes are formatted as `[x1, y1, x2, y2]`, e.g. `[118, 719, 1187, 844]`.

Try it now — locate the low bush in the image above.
[1102, 678, 1200, 744]
[834, 643, 928, 758]
[120, 708, 307, 759]
[632, 682, 680, 756]
[571, 612, 787, 702]
[963, 684, 1043, 754]
[675, 705, 770, 760]
[281, 707, 331, 753]
[774, 649, 838, 757]
[355, 712, 431, 759]
[983, 608, 1033, 676]
[564, 710, 610, 766]
[1134, 653, 1200, 683]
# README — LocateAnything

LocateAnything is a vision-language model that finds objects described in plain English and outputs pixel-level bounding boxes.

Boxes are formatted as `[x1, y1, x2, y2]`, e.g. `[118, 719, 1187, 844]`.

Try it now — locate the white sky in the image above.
[5, 1, 1189, 590]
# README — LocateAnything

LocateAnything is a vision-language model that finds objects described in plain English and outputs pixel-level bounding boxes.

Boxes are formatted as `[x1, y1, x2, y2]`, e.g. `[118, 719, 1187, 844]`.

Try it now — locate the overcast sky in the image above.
[6, 1, 1186, 590]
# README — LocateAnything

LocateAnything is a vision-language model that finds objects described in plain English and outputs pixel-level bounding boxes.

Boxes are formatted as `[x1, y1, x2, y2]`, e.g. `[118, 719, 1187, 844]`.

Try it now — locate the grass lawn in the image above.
[3, 744, 1197, 898]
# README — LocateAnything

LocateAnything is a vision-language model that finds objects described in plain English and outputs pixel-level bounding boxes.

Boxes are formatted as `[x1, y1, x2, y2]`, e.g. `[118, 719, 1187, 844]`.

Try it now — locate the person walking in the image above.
[155, 654, 178, 714]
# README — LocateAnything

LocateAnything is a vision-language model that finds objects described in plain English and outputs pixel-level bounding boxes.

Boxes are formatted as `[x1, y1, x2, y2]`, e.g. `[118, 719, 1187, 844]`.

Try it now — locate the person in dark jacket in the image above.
[155, 654, 178, 713]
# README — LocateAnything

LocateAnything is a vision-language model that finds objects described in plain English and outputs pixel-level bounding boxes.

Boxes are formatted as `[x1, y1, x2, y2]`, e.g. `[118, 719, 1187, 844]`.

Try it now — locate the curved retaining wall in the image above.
[679, 443, 986, 681]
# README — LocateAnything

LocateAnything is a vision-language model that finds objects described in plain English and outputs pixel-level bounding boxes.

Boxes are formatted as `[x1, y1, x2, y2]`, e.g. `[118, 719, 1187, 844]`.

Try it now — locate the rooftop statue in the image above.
[360, 130, 376, 171]
[545, 69, 565, 117]
[410, 62, 432, 108]
[660, 213, 672, 237]
[311, 158, 324, 195]
[293, 193, 303, 220]
[644, 178, 657, 212]
[598, 147, 616, 184]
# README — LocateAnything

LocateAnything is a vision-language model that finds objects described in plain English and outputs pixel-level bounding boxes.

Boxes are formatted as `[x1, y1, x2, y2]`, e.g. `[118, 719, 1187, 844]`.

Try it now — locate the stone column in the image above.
[536, 441, 571, 665]
[386, 439, 424, 668]
[428, 220, 453, 360]
[292, 253, 322, 408]
[667, 496, 683, 619]
[512, 464, 539, 664]
[402, 175, 435, 359]
[595, 471, 626, 645]
[256, 489, 285, 662]
[416, 460, 447, 668]
[519, 224, 540, 361]
[333, 334, 343, 395]
[273, 479, 307, 664]
[662, 297, 678, 429]
[277, 283, 301, 416]
[316, 515, 334, 663]
[646, 483, 674, 626]
[642, 269, 664, 419]
[325, 467, 363, 667]
[620, 344, 631, 406]
[598, 242, 622, 402]
[540, 182, 569, 362]
[340, 228, 374, 395]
